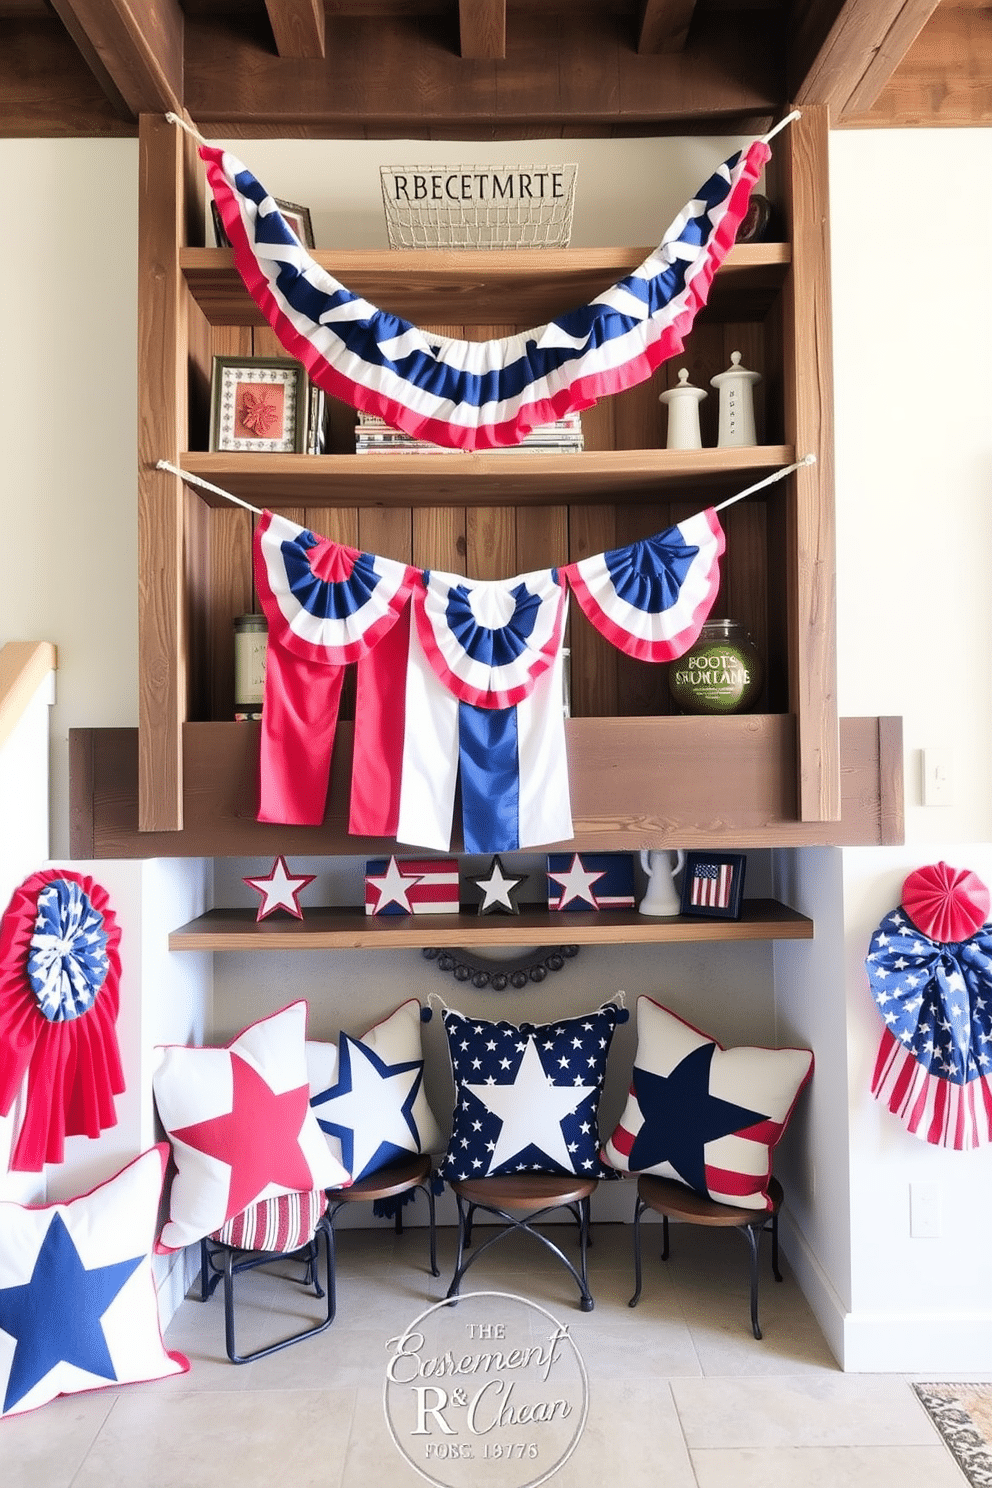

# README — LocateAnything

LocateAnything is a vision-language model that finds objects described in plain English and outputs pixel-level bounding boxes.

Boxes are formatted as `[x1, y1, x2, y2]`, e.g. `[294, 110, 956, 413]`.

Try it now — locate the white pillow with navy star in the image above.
[0, 1145, 188, 1418]
[307, 999, 443, 1182]
[439, 1003, 622, 1180]
[602, 997, 813, 1211]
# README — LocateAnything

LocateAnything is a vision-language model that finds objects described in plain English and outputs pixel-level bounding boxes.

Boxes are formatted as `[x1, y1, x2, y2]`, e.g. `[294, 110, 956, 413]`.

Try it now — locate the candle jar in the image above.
[233, 613, 267, 721]
[668, 619, 763, 714]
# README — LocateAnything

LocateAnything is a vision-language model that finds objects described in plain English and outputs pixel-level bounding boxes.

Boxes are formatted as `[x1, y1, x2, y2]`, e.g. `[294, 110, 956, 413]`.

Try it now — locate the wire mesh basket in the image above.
[380, 163, 577, 249]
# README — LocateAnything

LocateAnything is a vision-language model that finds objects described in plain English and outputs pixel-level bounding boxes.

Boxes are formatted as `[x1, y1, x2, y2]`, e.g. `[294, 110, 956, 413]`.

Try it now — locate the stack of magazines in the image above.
[354, 410, 584, 454]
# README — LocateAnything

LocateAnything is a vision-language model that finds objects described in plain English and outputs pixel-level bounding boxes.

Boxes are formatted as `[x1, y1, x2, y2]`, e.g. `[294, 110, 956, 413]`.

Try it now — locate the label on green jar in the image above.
[670, 644, 759, 714]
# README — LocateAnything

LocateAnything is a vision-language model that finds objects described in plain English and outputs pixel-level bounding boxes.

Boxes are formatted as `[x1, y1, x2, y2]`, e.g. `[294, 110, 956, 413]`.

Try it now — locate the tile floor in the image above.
[3, 1219, 972, 1488]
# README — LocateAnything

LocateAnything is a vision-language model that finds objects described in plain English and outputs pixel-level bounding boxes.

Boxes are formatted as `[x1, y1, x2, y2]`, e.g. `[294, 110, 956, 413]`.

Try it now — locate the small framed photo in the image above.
[211, 198, 315, 248]
[679, 851, 747, 920]
[210, 357, 308, 453]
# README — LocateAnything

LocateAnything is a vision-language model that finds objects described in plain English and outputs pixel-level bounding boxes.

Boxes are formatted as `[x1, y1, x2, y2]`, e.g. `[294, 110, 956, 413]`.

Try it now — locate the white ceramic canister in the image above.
[659, 367, 707, 449]
[711, 351, 761, 447]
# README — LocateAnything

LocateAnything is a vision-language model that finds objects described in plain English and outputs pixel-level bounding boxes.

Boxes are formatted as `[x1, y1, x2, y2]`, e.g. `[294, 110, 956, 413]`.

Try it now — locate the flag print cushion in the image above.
[0, 1145, 188, 1418]
[439, 1003, 622, 1180]
[307, 999, 443, 1182]
[602, 997, 813, 1211]
[153, 1001, 349, 1252]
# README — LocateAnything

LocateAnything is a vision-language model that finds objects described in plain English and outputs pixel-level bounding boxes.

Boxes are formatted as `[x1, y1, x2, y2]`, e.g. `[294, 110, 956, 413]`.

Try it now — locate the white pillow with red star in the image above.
[438, 1003, 622, 1180]
[602, 997, 813, 1211]
[306, 999, 443, 1181]
[153, 1002, 349, 1252]
[0, 1146, 188, 1418]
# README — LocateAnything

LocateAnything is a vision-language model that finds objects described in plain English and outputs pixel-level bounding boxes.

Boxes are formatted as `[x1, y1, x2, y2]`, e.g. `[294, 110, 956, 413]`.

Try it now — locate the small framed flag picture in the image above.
[679, 852, 747, 920]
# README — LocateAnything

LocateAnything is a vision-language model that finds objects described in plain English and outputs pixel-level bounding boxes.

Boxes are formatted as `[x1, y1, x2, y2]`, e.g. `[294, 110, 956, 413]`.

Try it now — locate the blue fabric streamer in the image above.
[459, 702, 520, 853]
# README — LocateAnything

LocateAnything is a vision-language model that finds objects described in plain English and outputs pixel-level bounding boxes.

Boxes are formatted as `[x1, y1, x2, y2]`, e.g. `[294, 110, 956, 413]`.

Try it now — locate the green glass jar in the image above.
[668, 619, 763, 715]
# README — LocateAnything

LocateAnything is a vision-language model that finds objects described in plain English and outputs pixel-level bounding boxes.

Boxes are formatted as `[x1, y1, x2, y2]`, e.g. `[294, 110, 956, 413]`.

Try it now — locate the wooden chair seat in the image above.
[629, 1174, 783, 1339]
[325, 1150, 439, 1278]
[446, 1172, 598, 1312]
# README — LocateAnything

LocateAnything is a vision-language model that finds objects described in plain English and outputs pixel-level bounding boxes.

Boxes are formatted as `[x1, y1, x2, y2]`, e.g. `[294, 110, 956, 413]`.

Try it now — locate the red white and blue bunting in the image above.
[253, 508, 723, 851]
[198, 137, 770, 451]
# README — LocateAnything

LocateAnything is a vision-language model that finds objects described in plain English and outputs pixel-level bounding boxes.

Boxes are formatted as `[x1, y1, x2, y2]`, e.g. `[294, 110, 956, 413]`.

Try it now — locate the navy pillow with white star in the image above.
[602, 997, 813, 1211]
[0, 1145, 187, 1418]
[439, 1003, 622, 1180]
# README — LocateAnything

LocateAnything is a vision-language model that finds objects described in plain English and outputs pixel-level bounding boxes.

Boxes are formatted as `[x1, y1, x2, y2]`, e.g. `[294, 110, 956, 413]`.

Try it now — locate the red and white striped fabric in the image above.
[211, 1188, 327, 1252]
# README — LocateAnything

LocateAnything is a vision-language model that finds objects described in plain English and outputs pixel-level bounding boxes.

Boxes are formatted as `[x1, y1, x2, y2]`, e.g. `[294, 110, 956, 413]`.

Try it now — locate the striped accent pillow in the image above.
[211, 1188, 327, 1252]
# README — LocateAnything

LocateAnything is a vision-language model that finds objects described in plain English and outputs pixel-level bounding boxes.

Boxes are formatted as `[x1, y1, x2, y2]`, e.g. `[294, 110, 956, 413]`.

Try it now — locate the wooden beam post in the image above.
[637, 0, 697, 55]
[137, 113, 199, 832]
[776, 104, 841, 823]
[459, 0, 506, 60]
[264, 0, 326, 60]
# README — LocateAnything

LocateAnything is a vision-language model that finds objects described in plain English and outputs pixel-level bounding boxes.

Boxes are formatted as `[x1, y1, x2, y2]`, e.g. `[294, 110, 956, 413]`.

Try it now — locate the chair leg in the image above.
[737, 1222, 763, 1341]
[447, 1199, 594, 1311]
[422, 1180, 440, 1278]
[220, 1218, 336, 1364]
[628, 1196, 646, 1307]
[770, 1209, 782, 1281]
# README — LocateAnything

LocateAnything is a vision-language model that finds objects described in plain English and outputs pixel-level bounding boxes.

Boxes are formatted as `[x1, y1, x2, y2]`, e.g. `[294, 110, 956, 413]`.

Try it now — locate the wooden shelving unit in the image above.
[168, 899, 813, 953]
[63, 104, 904, 954]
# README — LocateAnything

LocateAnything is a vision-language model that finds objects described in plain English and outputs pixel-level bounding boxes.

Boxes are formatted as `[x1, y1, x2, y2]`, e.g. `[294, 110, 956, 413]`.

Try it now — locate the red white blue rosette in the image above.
[413, 567, 567, 709]
[254, 509, 417, 666]
[561, 508, 725, 661]
[0, 869, 124, 1171]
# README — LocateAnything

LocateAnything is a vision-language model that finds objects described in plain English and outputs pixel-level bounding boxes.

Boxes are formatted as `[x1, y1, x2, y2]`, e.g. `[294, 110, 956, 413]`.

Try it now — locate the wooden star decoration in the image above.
[243, 856, 316, 920]
[472, 855, 527, 915]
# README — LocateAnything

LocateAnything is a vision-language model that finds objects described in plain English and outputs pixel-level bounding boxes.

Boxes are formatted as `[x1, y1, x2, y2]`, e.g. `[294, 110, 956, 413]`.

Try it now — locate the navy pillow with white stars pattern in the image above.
[439, 1003, 622, 1180]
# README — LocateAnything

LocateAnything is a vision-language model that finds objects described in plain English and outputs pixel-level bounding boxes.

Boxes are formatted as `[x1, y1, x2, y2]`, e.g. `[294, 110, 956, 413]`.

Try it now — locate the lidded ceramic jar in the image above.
[668, 619, 763, 714]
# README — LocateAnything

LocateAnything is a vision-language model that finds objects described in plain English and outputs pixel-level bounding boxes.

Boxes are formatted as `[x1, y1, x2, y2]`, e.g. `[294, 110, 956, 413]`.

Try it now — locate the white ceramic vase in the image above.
[638, 849, 686, 916]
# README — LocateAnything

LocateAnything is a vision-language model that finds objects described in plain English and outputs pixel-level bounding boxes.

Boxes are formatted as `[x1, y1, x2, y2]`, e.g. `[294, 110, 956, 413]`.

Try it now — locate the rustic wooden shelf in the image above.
[180, 242, 791, 328]
[176, 445, 795, 508]
[168, 898, 813, 952]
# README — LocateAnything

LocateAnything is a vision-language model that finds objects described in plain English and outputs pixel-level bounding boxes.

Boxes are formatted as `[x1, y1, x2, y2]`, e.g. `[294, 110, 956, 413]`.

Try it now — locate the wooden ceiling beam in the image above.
[264, 0, 326, 58]
[637, 0, 697, 54]
[184, 9, 781, 137]
[845, 3, 992, 127]
[790, 0, 941, 119]
[459, 0, 505, 59]
[47, 0, 184, 119]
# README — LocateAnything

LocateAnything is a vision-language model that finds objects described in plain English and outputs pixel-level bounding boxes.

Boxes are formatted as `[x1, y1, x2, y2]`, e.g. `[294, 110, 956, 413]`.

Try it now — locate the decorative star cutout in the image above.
[548, 854, 606, 910]
[173, 1053, 313, 1218]
[366, 856, 423, 915]
[0, 1213, 142, 1412]
[243, 856, 315, 920]
[629, 1042, 766, 1194]
[473, 856, 526, 915]
[465, 1038, 597, 1171]
[311, 1035, 424, 1179]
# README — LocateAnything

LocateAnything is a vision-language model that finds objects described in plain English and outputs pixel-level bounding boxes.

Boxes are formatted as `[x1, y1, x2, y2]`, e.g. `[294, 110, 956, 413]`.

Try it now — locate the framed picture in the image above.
[679, 851, 747, 920]
[210, 357, 308, 453]
[211, 198, 315, 248]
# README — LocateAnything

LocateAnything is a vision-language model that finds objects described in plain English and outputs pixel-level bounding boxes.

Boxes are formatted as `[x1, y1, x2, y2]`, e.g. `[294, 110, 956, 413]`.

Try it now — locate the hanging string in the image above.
[762, 109, 801, 144]
[164, 112, 212, 148]
[155, 459, 264, 515]
[713, 452, 816, 512]
[167, 107, 799, 152]
[157, 453, 815, 521]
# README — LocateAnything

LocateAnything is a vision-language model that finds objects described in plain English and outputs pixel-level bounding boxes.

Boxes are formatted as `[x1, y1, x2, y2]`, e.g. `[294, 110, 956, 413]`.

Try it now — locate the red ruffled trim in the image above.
[0, 869, 124, 1171]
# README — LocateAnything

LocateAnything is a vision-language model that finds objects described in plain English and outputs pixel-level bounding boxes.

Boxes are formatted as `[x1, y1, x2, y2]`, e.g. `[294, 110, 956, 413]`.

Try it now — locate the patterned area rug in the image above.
[914, 1383, 992, 1487]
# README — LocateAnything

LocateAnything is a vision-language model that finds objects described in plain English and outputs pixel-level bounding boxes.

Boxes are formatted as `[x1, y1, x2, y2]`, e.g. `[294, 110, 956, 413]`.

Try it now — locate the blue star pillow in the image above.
[307, 1000, 443, 1182]
[603, 997, 813, 1211]
[0, 1145, 188, 1418]
[439, 1002, 622, 1180]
